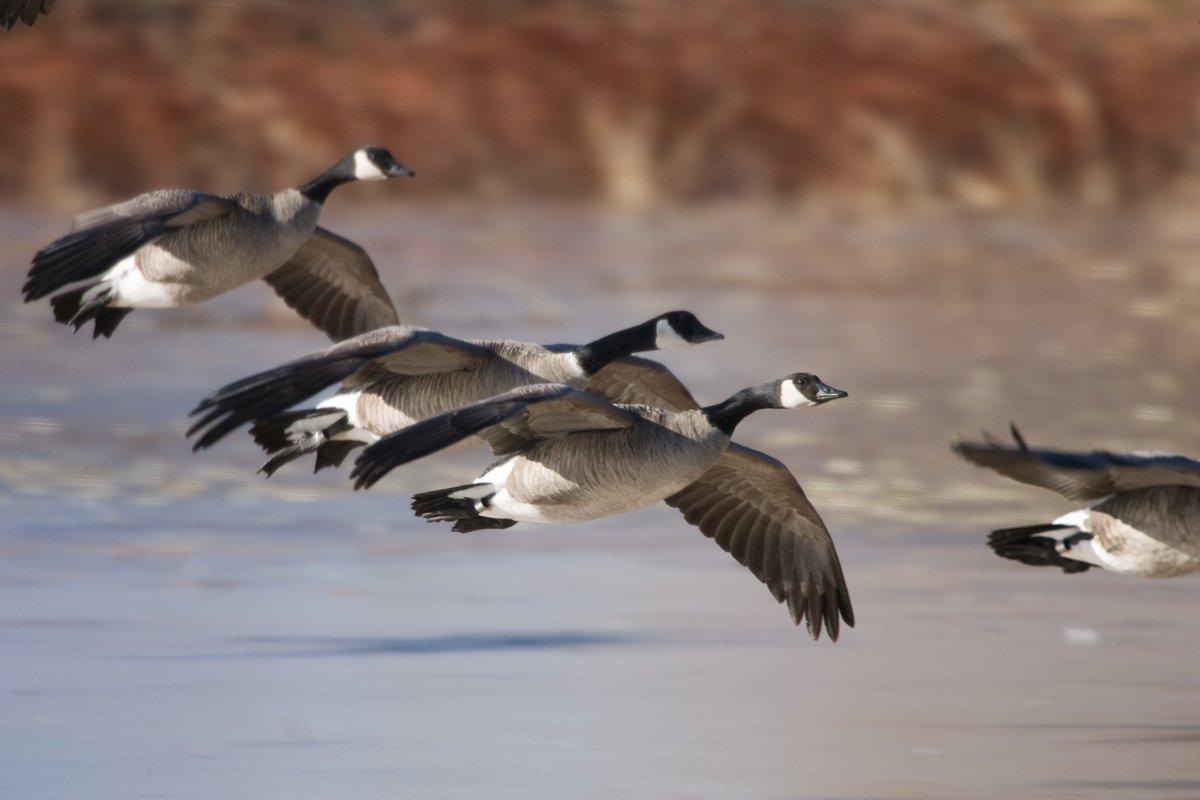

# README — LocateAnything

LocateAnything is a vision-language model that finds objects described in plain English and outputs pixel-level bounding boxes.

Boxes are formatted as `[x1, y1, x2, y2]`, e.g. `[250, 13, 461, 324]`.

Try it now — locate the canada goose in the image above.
[187, 311, 724, 464]
[1, 0, 50, 29]
[349, 374, 852, 639]
[22, 146, 413, 340]
[953, 425, 1200, 578]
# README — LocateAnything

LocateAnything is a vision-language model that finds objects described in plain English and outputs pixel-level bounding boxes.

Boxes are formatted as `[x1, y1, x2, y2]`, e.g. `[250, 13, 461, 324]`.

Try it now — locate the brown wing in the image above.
[665, 443, 853, 641]
[351, 384, 637, 489]
[952, 425, 1200, 502]
[586, 356, 700, 412]
[264, 227, 399, 342]
[2, 0, 52, 29]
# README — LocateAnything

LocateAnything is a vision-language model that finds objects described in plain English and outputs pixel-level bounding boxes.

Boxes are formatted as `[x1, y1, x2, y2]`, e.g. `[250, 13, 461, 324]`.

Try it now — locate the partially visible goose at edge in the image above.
[186, 311, 724, 462]
[953, 425, 1200, 578]
[22, 146, 413, 340]
[349, 373, 852, 639]
[1, 0, 51, 29]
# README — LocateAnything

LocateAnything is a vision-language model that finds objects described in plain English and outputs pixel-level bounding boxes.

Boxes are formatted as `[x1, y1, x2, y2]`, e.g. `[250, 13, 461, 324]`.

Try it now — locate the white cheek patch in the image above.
[780, 381, 816, 408]
[353, 150, 387, 181]
[655, 318, 690, 350]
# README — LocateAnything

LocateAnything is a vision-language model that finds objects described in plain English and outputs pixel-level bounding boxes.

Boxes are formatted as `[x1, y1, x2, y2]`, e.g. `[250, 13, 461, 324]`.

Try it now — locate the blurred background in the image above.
[2, 2, 1200, 799]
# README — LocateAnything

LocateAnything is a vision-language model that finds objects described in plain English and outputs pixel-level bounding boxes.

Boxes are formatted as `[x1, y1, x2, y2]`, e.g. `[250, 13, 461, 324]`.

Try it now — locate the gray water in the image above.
[1, 205, 1198, 799]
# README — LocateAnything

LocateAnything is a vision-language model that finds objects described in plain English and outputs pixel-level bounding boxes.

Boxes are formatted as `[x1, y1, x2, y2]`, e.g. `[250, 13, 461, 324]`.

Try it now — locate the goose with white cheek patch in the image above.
[1, 0, 51, 29]
[186, 311, 724, 468]
[953, 424, 1200, 578]
[349, 372, 852, 639]
[22, 146, 413, 340]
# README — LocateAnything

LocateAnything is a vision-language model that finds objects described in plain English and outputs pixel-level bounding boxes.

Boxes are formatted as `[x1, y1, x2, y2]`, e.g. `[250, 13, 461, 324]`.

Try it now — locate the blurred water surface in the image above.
[1, 205, 1198, 799]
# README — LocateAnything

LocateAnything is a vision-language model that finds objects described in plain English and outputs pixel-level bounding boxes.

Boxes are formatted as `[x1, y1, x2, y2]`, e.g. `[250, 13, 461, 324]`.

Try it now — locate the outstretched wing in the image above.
[351, 384, 636, 489]
[23, 189, 237, 302]
[586, 356, 700, 412]
[953, 424, 1200, 502]
[188, 326, 490, 450]
[263, 227, 399, 342]
[665, 443, 853, 640]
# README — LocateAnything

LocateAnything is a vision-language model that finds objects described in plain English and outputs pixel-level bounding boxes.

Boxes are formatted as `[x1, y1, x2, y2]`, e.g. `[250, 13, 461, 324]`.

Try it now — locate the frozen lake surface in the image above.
[1, 206, 1199, 799]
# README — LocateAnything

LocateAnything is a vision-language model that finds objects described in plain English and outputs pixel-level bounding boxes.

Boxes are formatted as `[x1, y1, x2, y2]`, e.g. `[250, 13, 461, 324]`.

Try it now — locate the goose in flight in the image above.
[954, 425, 1200, 578]
[350, 374, 853, 639]
[186, 311, 724, 463]
[23, 146, 412, 340]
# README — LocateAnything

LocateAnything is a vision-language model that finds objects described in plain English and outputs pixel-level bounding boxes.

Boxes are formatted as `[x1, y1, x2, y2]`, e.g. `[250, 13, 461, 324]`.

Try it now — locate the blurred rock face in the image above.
[2, 0, 1200, 211]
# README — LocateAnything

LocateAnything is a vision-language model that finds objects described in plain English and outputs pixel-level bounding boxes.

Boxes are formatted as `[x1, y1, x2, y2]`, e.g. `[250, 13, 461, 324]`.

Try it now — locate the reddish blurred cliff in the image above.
[2, 0, 1200, 210]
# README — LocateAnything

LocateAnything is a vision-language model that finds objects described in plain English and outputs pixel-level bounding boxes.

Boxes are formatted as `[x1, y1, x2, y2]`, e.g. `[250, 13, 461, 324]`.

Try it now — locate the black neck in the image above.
[573, 320, 657, 375]
[298, 163, 353, 203]
[703, 385, 776, 435]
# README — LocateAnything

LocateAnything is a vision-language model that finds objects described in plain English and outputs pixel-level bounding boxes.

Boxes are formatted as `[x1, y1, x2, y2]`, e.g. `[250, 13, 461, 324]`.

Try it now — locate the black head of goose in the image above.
[22, 145, 412, 342]
[703, 373, 848, 435]
[298, 145, 415, 204]
[348, 372, 852, 640]
[1, 0, 52, 29]
[953, 424, 1200, 578]
[185, 311, 723, 457]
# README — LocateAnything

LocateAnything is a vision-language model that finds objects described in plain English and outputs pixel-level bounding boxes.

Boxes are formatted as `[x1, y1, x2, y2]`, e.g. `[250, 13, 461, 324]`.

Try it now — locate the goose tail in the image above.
[49, 282, 131, 339]
[411, 484, 518, 533]
[249, 409, 351, 476]
[987, 523, 1094, 574]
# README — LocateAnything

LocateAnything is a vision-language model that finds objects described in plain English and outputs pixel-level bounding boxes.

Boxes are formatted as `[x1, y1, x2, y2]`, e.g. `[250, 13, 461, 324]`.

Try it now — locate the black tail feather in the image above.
[189, 357, 369, 452]
[49, 284, 91, 324]
[92, 307, 132, 339]
[246, 409, 354, 476]
[987, 524, 1093, 574]
[258, 446, 310, 478]
[451, 517, 518, 533]
[249, 409, 348, 455]
[411, 484, 488, 519]
[49, 282, 127, 338]
[988, 523, 1072, 547]
[314, 440, 364, 472]
[411, 484, 517, 533]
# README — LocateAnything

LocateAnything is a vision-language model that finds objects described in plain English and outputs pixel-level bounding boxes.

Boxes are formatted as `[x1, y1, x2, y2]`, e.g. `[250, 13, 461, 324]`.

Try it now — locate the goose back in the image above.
[501, 407, 727, 523]
[133, 189, 321, 302]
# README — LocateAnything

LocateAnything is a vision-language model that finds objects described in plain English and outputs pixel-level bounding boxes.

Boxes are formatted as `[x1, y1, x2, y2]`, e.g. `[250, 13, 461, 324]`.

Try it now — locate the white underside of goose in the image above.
[1050, 501, 1199, 576]
[103, 255, 178, 308]
[472, 459, 552, 523]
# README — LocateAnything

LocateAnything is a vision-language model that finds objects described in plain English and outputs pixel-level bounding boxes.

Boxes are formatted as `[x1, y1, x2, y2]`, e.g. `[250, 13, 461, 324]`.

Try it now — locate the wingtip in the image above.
[1009, 422, 1029, 452]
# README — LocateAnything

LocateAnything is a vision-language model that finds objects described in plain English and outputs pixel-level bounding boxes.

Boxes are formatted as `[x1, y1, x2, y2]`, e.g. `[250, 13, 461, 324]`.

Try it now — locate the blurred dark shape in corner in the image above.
[2, 0, 1199, 213]
[1, 0, 53, 31]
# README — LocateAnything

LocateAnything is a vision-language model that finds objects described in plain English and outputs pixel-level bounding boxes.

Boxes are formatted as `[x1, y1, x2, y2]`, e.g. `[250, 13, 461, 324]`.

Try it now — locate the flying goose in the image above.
[953, 425, 1200, 578]
[186, 310, 724, 464]
[22, 146, 413, 340]
[349, 374, 852, 639]
[1, 0, 50, 29]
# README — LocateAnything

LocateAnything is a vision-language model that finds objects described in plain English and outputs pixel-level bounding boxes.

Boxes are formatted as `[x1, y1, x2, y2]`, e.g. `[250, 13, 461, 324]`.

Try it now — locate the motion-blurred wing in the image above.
[953, 425, 1200, 502]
